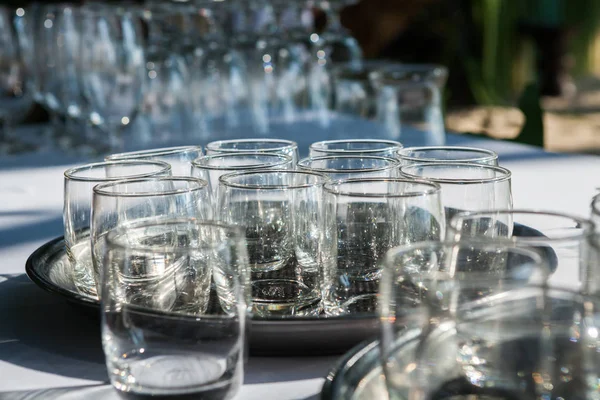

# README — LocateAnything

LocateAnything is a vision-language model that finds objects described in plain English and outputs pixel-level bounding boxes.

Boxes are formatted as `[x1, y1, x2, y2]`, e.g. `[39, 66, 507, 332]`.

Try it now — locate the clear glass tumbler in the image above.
[101, 219, 249, 399]
[447, 210, 595, 292]
[63, 160, 171, 297]
[309, 139, 403, 158]
[380, 240, 549, 399]
[218, 170, 329, 317]
[191, 152, 293, 196]
[105, 145, 204, 177]
[297, 155, 400, 181]
[205, 139, 299, 164]
[397, 146, 499, 166]
[374, 64, 448, 146]
[323, 177, 445, 316]
[399, 162, 513, 223]
[91, 177, 212, 298]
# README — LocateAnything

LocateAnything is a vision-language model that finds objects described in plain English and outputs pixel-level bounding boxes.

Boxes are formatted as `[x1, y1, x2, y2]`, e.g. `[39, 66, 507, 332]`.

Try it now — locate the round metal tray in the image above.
[25, 236, 379, 356]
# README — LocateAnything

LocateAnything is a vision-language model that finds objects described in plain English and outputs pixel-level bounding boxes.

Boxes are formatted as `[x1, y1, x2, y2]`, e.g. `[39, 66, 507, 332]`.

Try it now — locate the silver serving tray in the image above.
[25, 236, 379, 356]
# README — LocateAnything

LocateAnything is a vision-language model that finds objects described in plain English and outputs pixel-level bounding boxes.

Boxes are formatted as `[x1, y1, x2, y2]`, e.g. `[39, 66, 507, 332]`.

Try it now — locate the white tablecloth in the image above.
[1, 130, 599, 399]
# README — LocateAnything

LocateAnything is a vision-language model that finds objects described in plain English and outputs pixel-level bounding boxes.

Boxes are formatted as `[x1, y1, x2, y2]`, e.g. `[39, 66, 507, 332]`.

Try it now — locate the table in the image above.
[1, 128, 599, 399]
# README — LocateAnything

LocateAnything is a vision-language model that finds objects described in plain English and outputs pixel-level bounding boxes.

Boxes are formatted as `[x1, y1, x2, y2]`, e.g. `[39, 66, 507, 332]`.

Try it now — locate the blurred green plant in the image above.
[463, 0, 600, 105]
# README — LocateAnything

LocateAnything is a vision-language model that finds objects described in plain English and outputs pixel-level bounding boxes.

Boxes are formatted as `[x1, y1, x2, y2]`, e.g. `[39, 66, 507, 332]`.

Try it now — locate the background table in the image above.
[1, 127, 599, 399]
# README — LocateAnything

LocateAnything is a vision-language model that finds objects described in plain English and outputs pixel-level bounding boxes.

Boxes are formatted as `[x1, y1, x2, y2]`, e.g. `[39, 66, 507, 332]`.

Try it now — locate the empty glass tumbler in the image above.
[298, 155, 400, 181]
[375, 64, 448, 145]
[448, 210, 596, 291]
[218, 170, 329, 317]
[380, 240, 549, 399]
[91, 177, 212, 297]
[191, 152, 294, 196]
[323, 178, 445, 315]
[309, 139, 403, 158]
[397, 146, 499, 166]
[63, 160, 171, 297]
[105, 145, 204, 176]
[101, 219, 249, 399]
[205, 139, 299, 164]
[400, 162, 513, 223]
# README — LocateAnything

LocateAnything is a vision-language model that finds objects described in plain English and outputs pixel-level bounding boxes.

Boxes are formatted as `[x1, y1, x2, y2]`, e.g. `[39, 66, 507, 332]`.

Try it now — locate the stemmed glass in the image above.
[79, 4, 146, 152]
[0, 5, 33, 153]
[139, 3, 194, 147]
[54, 4, 93, 152]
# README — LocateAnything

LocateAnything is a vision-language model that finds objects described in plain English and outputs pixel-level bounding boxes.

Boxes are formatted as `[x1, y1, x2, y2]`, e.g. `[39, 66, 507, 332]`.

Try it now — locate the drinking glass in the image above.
[397, 146, 499, 166]
[323, 178, 444, 315]
[297, 155, 400, 181]
[331, 63, 379, 119]
[36, 5, 62, 116]
[64, 160, 171, 297]
[399, 162, 513, 222]
[191, 152, 293, 195]
[374, 64, 448, 145]
[54, 4, 87, 150]
[79, 4, 146, 152]
[139, 15, 194, 148]
[101, 219, 249, 399]
[309, 139, 403, 158]
[91, 177, 211, 297]
[205, 139, 299, 164]
[0, 5, 32, 152]
[14, 5, 40, 103]
[380, 240, 549, 399]
[219, 170, 328, 317]
[105, 145, 204, 176]
[448, 210, 595, 291]
[384, 285, 600, 400]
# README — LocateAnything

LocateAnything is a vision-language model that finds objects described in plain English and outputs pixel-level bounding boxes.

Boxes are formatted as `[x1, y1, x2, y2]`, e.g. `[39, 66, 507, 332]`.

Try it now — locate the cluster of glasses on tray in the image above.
[0, 1, 447, 155]
[61, 136, 600, 399]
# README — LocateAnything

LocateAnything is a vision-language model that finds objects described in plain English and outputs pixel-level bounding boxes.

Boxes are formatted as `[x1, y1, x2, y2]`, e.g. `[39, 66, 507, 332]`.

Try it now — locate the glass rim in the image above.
[297, 155, 399, 173]
[105, 145, 203, 161]
[219, 169, 330, 190]
[448, 209, 596, 241]
[205, 138, 298, 153]
[191, 152, 293, 170]
[105, 218, 245, 254]
[92, 176, 209, 197]
[397, 146, 498, 164]
[399, 162, 511, 184]
[64, 160, 171, 182]
[309, 139, 404, 155]
[324, 177, 442, 198]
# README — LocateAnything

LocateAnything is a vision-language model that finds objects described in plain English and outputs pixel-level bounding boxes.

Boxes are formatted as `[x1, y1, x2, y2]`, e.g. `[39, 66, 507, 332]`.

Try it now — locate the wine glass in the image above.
[79, 4, 146, 152]
[0, 5, 32, 153]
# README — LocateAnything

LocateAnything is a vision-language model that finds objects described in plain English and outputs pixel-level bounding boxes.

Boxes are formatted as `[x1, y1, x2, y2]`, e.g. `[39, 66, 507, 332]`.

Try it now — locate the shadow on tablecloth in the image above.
[0, 274, 107, 381]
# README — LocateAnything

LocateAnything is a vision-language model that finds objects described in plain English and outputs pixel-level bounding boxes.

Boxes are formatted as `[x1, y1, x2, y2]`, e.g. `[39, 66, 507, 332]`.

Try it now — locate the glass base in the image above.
[251, 279, 321, 317]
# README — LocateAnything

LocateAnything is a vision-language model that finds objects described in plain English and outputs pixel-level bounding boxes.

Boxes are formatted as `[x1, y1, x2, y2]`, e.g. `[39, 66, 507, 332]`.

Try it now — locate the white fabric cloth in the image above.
[0, 129, 599, 399]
